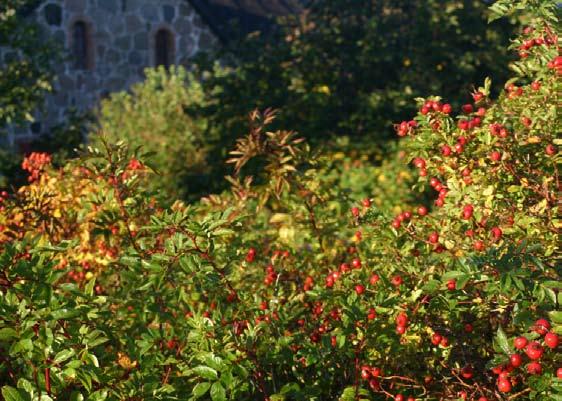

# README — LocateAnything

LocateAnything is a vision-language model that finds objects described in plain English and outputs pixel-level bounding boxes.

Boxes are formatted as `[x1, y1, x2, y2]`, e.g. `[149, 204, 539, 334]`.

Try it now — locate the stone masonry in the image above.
[4, 0, 218, 146]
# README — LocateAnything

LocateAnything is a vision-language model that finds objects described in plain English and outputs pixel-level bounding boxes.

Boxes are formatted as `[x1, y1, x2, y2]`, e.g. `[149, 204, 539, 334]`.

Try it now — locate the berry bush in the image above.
[0, 1, 560, 400]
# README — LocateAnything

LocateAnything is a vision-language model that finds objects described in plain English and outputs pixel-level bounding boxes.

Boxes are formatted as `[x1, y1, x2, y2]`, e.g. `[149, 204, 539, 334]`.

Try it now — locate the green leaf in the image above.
[549, 311, 562, 324]
[496, 326, 511, 355]
[210, 382, 226, 401]
[192, 382, 211, 398]
[0, 328, 17, 341]
[53, 349, 75, 364]
[1, 386, 25, 401]
[10, 338, 33, 355]
[204, 354, 225, 372]
[50, 308, 81, 320]
[193, 366, 218, 380]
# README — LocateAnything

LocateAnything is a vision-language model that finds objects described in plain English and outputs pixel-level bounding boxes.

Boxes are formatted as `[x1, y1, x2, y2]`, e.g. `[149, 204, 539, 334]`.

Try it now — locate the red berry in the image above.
[396, 325, 406, 335]
[525, 341, 544, 360]
[351, 207, 360, 217]
[395, 394, 405, 401]
[509, 354, 522, 368]
[362, 198, 371, 208]
[462, 104, 473, 114]
[355, 285, 365, 295]
[442, 103, 452, 114]
[352, 258, 362, 269]
[464, 323, 473, 333]
[461, 365, 473, 379]
[557, 367, 562, 378]
[497, 378, 511, 393]
[546, 144, 557, 156]
[441, 145, 452, 156]
[413, 158, 426, 169]
[431, 333, 442, 346]
[447, 279, 456, 291]
[417, 206, 428, 216]
[472, 91, 484, 102]
[544, 332, 559, 349]
[361, 368, 370, 380]
[391, 275, 403, 287]
[490, 151, 501, 162]
[396, 312, 408, 327]
[514, 336, 528, 350]
[369, 274, 380, 285]
[462, 204, 473, 220]
[531, 81, 541, 91]
[428, 232, 439, 244]
[534, 318, 550, 336]
[490, 227, 502, 240]
[527, 361, 542, 375]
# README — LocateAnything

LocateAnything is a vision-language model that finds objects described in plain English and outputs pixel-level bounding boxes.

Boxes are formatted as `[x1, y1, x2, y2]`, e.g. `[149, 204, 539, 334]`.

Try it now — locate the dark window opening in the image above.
[155, 29, 174, 68]
[72, 21, 91, 70]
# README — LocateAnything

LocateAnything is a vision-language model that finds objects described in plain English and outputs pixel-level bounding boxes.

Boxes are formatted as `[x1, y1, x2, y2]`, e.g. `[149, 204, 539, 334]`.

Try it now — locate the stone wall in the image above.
[3, 0, 218, 146]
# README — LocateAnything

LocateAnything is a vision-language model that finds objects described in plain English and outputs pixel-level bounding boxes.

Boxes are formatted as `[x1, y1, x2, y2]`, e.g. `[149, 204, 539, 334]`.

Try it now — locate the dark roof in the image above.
[20, 0, 305, 45]
[186, 0, 305, 43]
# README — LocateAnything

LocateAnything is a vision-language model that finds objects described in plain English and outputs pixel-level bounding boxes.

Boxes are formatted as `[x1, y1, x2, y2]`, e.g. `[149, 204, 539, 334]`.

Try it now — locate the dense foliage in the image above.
[0, 1, 560, 401]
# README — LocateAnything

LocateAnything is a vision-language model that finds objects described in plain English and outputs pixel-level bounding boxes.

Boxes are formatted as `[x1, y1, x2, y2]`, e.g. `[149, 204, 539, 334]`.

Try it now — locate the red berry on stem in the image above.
[527, 361, 542, 375]
[545, 332, 559, 349]
[534, 318, 550, 335]
[509, 354, 522, 368]
[514, 336, 528, 350]
[428, 232, 439, 244]
[497, 378, 511, 393]
[525, 341, 544, 360]
[355, 285, 365, 295]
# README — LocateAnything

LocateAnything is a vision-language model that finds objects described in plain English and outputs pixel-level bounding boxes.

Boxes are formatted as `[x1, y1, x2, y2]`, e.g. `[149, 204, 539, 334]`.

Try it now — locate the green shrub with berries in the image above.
[0, 1, 560, 400]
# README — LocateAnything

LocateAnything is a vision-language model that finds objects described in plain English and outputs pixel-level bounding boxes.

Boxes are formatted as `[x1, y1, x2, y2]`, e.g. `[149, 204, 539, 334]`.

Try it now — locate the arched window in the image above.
[72, 21, 92, 70]
[154, 28, 174, 68]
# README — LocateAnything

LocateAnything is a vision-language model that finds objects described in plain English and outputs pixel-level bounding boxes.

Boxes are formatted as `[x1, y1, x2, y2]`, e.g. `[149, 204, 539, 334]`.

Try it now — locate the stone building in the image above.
[4, 0, 302, 146]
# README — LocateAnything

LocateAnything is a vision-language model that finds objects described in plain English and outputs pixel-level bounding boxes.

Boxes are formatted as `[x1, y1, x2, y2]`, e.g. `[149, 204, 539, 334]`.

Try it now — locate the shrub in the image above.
[95, 66, 216, 201]
[0, 1, 560, 400]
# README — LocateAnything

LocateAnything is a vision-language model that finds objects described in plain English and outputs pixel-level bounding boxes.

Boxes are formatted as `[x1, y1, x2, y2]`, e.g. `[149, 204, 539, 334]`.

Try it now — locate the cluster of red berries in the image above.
[350, 198, 372, 218]
[546, 55, 562, 75]
[395, 312, 409, 335]
[21, 152, 52, 182]
[361, 365, 417, 400]
[430, 332, 450, 348]
[429, 176, 448, 208]
[420, 100, 451, 116]
[325, 258, 361, 288]
[493, 318, 559, 393]
[264, 264, 278, 286]
[246, 247, 256, 262]
[391, 210, 412, 229]
[395, 120, 418, 137]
